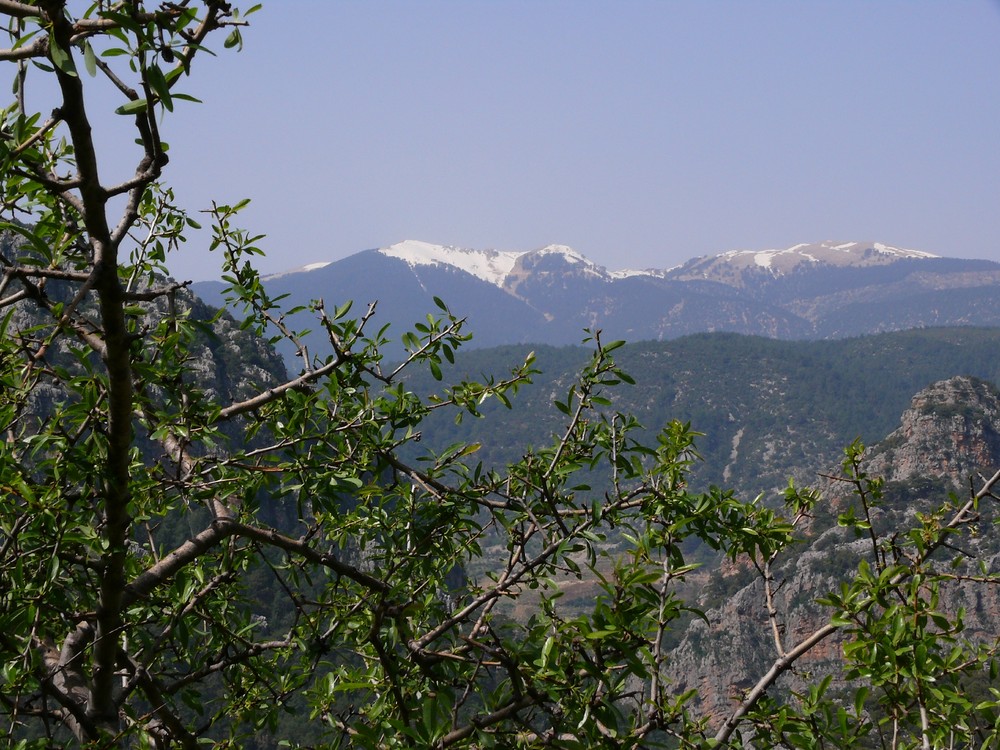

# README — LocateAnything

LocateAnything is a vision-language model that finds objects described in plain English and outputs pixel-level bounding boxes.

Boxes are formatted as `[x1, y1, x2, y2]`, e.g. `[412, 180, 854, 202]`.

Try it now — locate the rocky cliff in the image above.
[866, 377, 1000, 486]
[669, 376, 1000, 723]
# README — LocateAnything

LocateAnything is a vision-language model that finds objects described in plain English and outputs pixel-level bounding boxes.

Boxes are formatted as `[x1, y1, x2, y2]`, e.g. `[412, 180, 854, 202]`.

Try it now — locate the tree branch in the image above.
[37, 622, 99, 742]
[0, 0, 41, 18]
[218, 352, 350, 420]
[715, 465, 1000, 745]
[715, 623, 839, 745]
[124, 519, 238, 605]
[435, 695, 537, 748]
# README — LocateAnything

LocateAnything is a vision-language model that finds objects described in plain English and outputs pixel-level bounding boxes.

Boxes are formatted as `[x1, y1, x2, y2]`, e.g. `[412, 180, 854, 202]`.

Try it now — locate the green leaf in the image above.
[456, 443, 481, 459]
[0, 222, 51, 257]
[115, 98, 149, 115]
[48, 38, 77, 76]
[82, 41, 97, 76]
[171, 93, 204, 105]
[539, 635, 555, 667]
[145, 64, 173, 111]
[854, 686, 868, 716]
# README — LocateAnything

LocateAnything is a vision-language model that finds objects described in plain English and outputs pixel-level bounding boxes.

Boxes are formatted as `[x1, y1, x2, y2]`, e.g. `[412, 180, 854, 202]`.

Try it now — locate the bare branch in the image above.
[435, 695, 537, 749]
[715, 623, 839, 745]
[761, 559, 785, 657]
[36, 622, 99, 741]
[124, 519, 239, 606]
[128, 665, 200, 750]
[0, 0, 42, 18]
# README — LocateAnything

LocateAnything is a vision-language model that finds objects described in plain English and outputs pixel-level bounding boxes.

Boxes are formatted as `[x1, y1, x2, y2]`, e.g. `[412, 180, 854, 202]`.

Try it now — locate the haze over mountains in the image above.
[192, 240, 1000, 366]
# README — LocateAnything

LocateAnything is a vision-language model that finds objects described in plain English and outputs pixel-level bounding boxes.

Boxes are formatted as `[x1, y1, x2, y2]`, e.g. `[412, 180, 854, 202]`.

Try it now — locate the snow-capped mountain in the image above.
[192, 240, 1000, 367]
[378, 240, 615, 293]
[379, 240, 523, 287]
[665, 241, 938, 287]
[372, 239, 941, 292]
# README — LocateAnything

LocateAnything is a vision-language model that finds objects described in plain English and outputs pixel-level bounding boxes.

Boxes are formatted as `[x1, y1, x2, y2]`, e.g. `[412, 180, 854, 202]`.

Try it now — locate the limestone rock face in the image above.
[669, 375, 1000, 724]
[866, 376, 1000, 486]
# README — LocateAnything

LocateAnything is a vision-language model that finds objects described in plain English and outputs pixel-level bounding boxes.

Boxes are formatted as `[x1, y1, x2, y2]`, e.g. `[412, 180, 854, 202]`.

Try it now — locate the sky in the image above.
[79, 1, 1000, 281]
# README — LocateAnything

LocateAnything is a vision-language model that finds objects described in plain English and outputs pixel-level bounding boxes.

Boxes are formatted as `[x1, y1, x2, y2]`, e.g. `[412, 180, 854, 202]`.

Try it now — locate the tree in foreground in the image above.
[1, 3, 1000, 748]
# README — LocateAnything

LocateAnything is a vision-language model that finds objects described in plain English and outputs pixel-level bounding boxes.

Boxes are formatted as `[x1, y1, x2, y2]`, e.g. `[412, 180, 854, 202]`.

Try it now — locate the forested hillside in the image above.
[402, 327, 1000, 498]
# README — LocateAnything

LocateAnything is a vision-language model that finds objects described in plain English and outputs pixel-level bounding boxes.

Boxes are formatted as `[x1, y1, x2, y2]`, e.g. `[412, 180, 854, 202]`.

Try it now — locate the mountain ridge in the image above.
[192, 239, 1000, 367]
[270, 239, 940, 291]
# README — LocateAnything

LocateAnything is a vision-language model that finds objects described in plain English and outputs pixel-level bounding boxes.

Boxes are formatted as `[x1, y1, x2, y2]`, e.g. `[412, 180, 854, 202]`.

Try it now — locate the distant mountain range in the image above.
[192, 240, 1000, 365]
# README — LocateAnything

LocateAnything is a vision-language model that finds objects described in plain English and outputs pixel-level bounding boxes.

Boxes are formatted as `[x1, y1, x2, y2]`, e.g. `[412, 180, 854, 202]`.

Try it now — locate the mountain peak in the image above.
[522, 244, 605, 274]
[666, 241, 939, 287]
[532, 243, 583, 259]
[377, 240, 614, 289]
[262, 260, 333, 280]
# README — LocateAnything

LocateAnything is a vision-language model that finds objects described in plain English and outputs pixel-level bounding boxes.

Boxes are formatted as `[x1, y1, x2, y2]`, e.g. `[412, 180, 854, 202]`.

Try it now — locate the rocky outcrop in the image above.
[866, 376, 1000, 486]
[668, 376, 1000, 724]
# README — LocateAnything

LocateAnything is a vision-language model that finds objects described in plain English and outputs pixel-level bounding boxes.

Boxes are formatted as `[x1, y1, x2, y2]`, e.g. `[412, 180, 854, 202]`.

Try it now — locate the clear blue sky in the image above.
[135, 2, 1000, 280]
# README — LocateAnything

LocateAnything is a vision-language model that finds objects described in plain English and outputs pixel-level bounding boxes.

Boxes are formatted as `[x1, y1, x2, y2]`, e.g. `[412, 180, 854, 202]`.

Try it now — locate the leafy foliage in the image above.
[1, 3, 1000, 749]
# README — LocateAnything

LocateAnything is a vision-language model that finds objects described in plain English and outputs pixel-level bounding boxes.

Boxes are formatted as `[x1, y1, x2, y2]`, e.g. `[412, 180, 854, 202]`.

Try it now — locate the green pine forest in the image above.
[402, 327, 1000, 498]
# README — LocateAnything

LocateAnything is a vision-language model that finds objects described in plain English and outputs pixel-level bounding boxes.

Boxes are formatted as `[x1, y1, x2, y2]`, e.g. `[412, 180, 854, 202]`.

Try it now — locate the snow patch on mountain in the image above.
[532, 244, 590, 266]
[755, 252, 775, 270]
[263, 261, 333, 280]
[265, 239, 940, 290]
[871, 241, 937, 259]
[379, 240, 521, 287]
[525, 244, 607, 278]
[609, 268, 669, 280]
[667, 241, 940, 286]
[380, 241, 618, 287]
